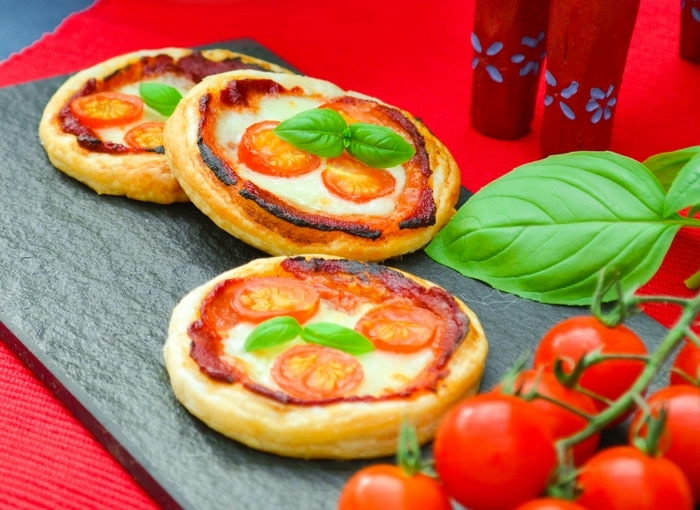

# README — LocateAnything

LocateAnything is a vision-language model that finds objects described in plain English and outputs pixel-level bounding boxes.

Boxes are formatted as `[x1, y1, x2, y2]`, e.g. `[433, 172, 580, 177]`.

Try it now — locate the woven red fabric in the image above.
[0, 0, 697, 507]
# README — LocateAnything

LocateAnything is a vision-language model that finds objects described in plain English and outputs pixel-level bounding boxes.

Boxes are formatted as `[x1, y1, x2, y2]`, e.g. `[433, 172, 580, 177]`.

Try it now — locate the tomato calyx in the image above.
[395, 420, 429, 477]
[629, 403, 670, 457]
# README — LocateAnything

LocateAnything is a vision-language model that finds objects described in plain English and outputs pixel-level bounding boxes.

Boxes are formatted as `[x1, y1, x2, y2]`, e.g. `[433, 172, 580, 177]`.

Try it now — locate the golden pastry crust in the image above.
[162, 255, 488, 459]
[163, 70, 461, 260]
[38, 48, 292, 204]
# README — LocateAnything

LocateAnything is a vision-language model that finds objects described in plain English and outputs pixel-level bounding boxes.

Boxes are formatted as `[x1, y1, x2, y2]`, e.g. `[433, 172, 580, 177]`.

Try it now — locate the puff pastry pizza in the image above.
[39, 48, 291, 204]
[163, 70, 462, 260]
[163, 255, 488, 459]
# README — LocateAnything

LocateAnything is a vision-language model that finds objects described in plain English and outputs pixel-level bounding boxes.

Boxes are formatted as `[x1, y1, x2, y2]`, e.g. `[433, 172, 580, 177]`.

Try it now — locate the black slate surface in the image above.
[0, 39, 672, 509]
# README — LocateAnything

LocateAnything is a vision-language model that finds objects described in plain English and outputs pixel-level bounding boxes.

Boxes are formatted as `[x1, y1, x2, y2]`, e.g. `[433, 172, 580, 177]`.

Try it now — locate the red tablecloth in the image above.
[0, 0, 698, 507]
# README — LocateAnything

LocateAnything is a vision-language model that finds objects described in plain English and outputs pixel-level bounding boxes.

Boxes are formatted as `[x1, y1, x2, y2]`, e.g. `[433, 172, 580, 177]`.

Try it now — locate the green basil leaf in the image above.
[244, 316, 301, 352]
[643, 146, 700, 191]
[426, 151, 685, 305]
[663, 151, 700, 216]
[300, 322, 375, 355]
[345, 123, 415, 168]
[138, 82, 183, 117]
[273, 108, 346, 158]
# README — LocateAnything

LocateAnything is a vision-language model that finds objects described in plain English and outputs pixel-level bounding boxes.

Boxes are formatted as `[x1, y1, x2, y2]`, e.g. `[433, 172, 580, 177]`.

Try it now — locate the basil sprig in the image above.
[425, 149, 700, 305]
[138, 82, 182, 117]
[244, 316, 375, 355]
[273, 108, 415, 169]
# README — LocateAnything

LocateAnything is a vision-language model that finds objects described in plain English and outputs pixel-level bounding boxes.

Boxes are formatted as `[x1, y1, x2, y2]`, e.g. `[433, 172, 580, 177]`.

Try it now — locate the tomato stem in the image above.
[556, 290, 700, 457]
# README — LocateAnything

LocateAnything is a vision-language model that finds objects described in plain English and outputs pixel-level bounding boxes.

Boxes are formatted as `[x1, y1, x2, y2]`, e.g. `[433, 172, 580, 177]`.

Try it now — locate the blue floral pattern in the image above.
[471, 33, 504, 83]
[511, 32, 547, 76]
[543, 70, 579, 120]
[586, 84, 617, 124]
[682, 0, 700, 22]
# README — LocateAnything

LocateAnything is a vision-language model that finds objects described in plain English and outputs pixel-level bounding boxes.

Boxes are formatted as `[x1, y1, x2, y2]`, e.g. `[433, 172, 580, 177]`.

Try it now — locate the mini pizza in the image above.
[163, 70, 462, 261]
[163, 255, 488, 459]
[38, 48, 292, 204]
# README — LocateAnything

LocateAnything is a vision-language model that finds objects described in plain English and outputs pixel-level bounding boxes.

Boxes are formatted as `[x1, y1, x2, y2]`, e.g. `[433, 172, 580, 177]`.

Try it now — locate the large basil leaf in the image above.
[425, 152, 686, 305]
[663, 151, 700, 216]
[643, 146, 700, 191]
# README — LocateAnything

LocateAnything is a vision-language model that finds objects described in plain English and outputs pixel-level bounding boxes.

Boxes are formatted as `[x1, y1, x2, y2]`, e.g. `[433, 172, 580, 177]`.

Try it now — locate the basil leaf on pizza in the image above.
[244, 316, 302, 352]
[274, 108, 346, 158]
[139, 82, 183, 117]
[300, 322, 376, 355]
[345, 123, 416, 169]
[274, 108, 415, 169]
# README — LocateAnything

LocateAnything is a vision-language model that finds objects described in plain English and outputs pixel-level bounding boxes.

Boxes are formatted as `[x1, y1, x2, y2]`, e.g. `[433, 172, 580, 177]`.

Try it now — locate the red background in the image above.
[0, 0, 698, 507]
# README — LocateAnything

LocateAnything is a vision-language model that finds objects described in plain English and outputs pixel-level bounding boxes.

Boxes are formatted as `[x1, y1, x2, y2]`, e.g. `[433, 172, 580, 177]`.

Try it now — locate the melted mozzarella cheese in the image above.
[213, 94, 406, 217]
[221, 300, 435, 398]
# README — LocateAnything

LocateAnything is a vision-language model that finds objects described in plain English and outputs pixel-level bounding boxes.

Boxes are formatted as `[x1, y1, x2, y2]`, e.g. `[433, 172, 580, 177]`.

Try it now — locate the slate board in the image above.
[0, 39, 672, 509]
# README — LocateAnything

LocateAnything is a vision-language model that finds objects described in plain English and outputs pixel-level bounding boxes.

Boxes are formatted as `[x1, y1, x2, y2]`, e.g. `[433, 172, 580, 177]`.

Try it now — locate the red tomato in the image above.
[123, 121, 165, 149]
[337, 464, 452, 510]
[238, 120, 320, 176]
[354, 301, 439, 353]
[232, 277, 320, 324]
[69, 91, 144, 128]
[322, 154, 396, 202]
[533, 316, 648, 422]
[575, 446, 693, 509]
[514, 498, 587, 510]
[495, 369, 599, 465]
[433, 393, 557, 510]
[670, 340, 700, 386]
[629, 385, 700, 502]
[271, 344, 363, 400]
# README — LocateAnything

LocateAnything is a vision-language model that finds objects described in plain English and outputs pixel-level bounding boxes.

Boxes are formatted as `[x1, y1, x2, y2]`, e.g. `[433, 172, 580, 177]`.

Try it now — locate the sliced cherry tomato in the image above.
[337, 464, 452, 510]
[123, 121, 165, 149]
[495, 369, 600, 465]
[629, 385, 700, 502]
[533, 315, 648, 423]
[69, 91, 144, 128]
[232, 277, 320, 324]
[238, 120, 320, 177]
[575, 445, 694, 509]
[199, 279, 241, 334]
[433, 393, 557, 510]
[670, 339, 700, 386]
[322, 154, 396, 202]
[271, 344, 364, 400]
[514, 498, 587, 510]
[354, 301, 439, 353]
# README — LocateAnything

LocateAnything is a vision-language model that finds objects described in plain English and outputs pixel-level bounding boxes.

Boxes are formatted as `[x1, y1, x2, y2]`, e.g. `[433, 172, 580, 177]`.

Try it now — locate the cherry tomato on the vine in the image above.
[433, 393, 557, 510]
[629, 384, 700, 502]
[670, 339, 700, 386]
[495, 369, 599, 465]
[575, 445, 693, 510]
[336, 464, 452, 510]
[534, 315, 648, 423]
[513, 498, 587, 510]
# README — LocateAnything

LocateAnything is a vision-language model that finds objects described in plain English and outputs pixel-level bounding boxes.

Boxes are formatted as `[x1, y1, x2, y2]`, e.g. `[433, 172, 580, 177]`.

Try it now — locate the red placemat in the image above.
[0, 0, 698, 507]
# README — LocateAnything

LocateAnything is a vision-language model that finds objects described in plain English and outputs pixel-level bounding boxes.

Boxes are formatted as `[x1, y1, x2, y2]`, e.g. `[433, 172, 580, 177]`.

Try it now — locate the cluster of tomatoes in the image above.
[337, 315, 700, 510]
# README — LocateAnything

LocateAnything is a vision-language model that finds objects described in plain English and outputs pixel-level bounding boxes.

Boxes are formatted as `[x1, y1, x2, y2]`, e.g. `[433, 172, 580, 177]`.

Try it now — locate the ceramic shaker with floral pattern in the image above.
[681, 0, 700, 62]
[470, 0, 551, 139]
[539, 0, 641, 156]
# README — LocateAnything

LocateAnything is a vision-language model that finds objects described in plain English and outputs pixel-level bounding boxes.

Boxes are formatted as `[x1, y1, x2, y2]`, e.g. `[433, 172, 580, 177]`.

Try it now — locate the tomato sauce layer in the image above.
[196, 78, 437, 238]
[59, 52, 276, 154]
[187, 257, 470, 406]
